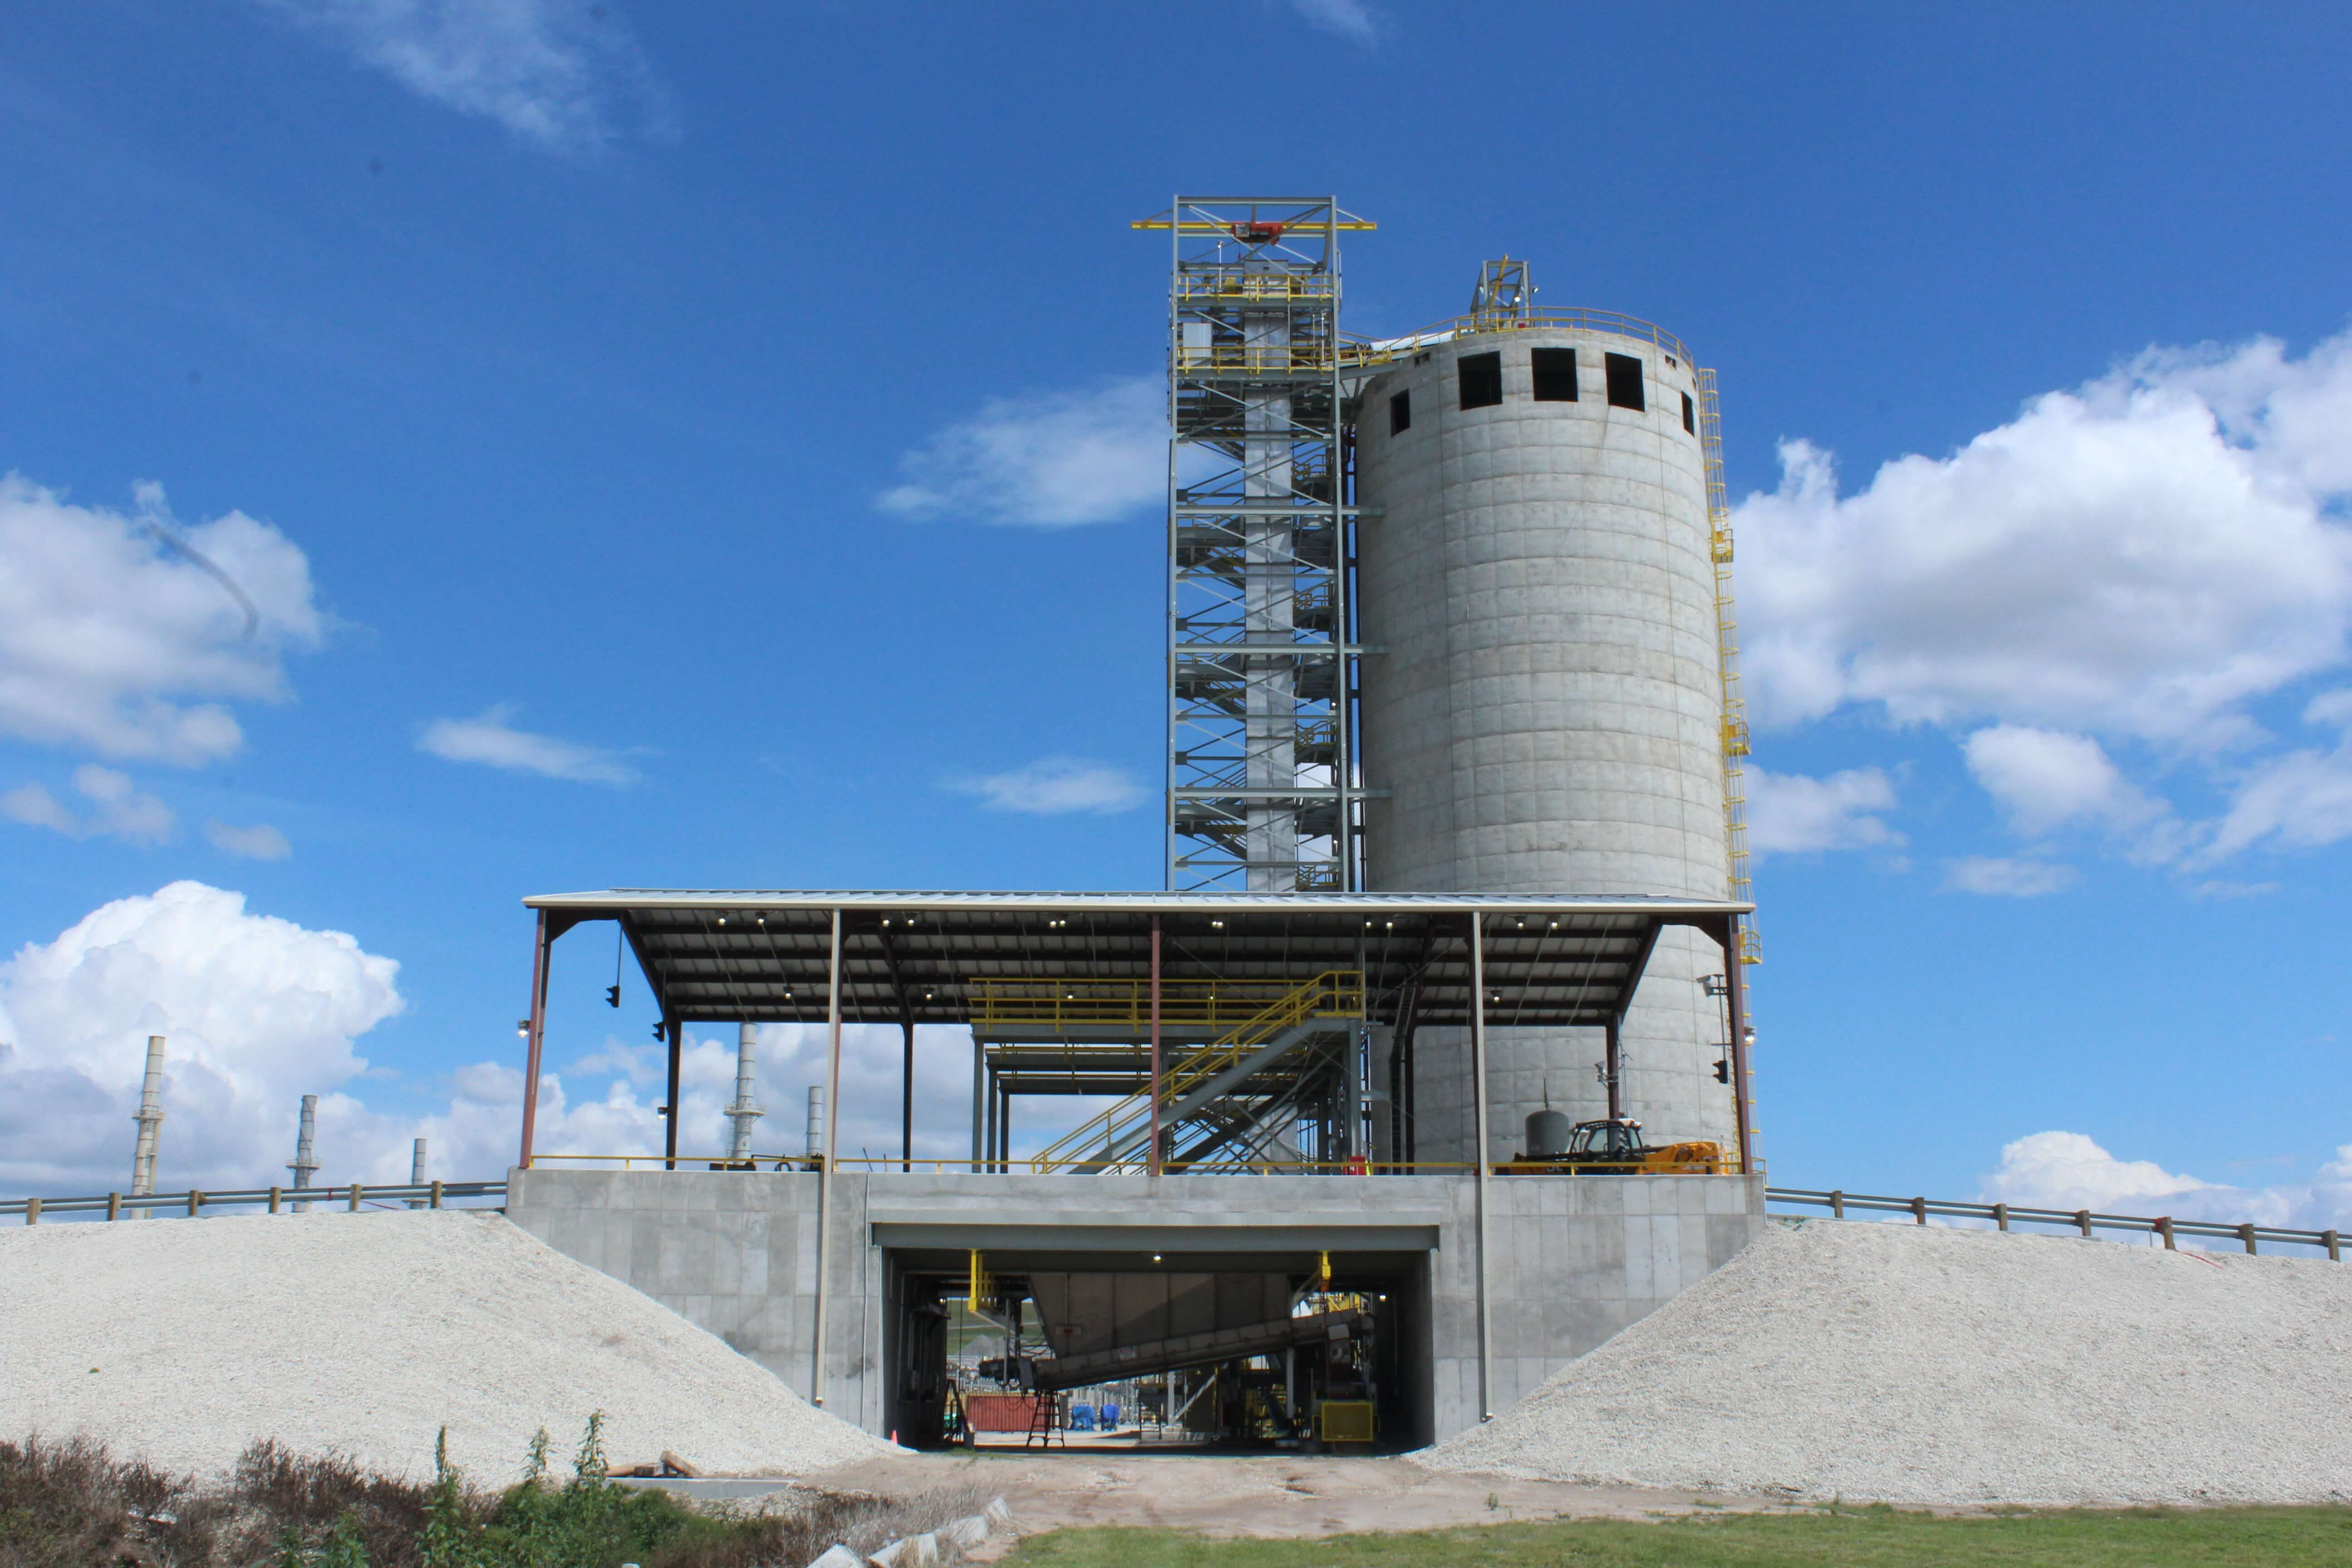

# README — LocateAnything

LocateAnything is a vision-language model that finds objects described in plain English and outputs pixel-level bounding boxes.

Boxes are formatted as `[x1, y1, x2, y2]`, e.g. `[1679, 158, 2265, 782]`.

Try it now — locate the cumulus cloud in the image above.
[0, 766, 176, 846]
[0, 882, 404, 1193]
[1942, 856, 2077, 897]
[1961, 725, 2184, 862]
[1980, 1130, 2352, 1232]
[0, 884, 1005, 1197]
[206, 820, 294, 860]
[250, 0, 669, 153]
[945, 756, 1147, 815]
[878, 379, 1166, 527]
[0, 476, 323, 765]
[1743, 766, 1900, 858]
[417, 705, 637, 784]
[1738, 331, 2352, 751]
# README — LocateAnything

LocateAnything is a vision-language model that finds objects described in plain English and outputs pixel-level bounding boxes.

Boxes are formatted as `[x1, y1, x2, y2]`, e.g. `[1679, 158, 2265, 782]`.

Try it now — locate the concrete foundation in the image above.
[505, 1166, 1764, 1445]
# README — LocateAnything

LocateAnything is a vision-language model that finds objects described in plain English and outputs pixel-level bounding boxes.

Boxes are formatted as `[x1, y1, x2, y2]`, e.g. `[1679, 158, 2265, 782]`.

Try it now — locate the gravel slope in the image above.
[1424, 1217, 2352, 1506]
[0, 1209, 894, 1484]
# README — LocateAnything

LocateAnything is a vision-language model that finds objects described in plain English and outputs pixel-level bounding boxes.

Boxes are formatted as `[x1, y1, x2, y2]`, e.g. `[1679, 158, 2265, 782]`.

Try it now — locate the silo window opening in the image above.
[1389, 390, 1411, 435]
[1530, 347, 1578, 402]
[1459, 351, 1503, 410]
[1604, 353, 1646, 412]
[1681, 391, 1697, 434]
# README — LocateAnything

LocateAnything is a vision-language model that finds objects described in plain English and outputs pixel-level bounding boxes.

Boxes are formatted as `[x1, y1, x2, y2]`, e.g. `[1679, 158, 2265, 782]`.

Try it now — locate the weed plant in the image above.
[0, 1421, 974, 1568]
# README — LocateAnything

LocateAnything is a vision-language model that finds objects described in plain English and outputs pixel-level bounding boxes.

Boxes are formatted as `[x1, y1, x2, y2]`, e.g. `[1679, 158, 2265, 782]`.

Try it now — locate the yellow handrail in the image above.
[972, 976, 1334, 1036]
[1025, 970, 1363, 1174]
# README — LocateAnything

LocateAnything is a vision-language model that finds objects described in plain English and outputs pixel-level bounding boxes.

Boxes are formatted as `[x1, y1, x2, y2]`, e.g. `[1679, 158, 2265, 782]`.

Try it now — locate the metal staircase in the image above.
[1025, 971, 1363, 1173]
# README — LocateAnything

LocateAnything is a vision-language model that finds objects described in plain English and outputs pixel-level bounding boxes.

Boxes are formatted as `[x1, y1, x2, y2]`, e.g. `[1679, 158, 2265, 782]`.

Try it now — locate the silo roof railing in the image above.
[1343, 308, 1693, 370]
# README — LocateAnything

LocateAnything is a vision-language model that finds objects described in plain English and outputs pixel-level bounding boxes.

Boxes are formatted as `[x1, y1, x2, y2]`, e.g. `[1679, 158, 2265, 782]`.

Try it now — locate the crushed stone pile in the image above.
[1425, 1217, 2352, 1507]
[0, 1209, 895, 1484]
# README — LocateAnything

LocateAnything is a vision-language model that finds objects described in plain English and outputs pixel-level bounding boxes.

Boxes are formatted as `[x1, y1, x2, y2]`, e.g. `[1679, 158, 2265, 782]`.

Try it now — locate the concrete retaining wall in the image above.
[506, 1167, 1765, 1444]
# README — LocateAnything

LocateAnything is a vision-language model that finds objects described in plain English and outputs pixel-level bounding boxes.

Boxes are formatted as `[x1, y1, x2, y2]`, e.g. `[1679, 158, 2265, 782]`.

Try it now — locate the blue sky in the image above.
[2, 2, 2349, 1225]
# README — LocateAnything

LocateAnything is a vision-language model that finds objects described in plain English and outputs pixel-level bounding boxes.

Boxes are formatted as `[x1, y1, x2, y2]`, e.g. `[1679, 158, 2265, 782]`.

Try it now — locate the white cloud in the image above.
[250, 0, 669, 153]
[0, 882, 405, 1193]
[418, 705, 637, 784]
[1960, 725, 2184, 863]
[1980, 1129, 2352, 1232]
[1743, 766, 1900, 858]
[0, 766, 176, 846]
[946, 756, 1147, 815]
[1942, 855, 2077, 897]
[0, 475, 323, 765]
[206, 820, 294, 860]
[878, 379, 1166, 527]
[1287, 0, 1379, 45]
[2195, 691, 2352, 864]
[1737, 331, 2352, 752]
[0, 885, 999, 1197]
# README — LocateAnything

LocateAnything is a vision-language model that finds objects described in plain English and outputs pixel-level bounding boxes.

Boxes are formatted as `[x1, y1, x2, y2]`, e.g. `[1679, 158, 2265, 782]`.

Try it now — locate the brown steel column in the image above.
[1723, 916, 1754, 1175]
[662, 1011, 681, 1170]
[519, 910, 551, 1170]
[901, 1018, 915, 1173]
[1603, 1018, 1623, 1121]
[1147, 915, 1163, 1178]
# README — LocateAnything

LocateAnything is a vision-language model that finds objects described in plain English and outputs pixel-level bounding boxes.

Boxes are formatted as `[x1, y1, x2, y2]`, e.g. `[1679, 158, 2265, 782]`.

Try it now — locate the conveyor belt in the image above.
[1032, 1307, 1365, 1392]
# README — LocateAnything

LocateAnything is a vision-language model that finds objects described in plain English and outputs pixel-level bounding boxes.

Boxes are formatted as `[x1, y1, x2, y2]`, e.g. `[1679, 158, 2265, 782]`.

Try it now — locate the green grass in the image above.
[996, 1506, 2352, 1568]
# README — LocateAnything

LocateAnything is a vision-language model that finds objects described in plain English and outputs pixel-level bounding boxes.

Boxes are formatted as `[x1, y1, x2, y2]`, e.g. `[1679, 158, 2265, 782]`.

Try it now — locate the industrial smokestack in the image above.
[408, 1137, 428, 1207]
[130, 1035, 166, 1217]
[805, 1084, 825, 1168]
[289, 1093, 320, 1212]
[727, 1022, 764, 1163]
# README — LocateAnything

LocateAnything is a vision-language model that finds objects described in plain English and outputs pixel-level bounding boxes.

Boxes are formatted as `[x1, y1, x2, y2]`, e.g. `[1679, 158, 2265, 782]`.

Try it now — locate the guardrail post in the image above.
[2075, 1209, 2092, 1238]
[1829, 1190, 1844, 1219]
[1910, 1196, 1927, 1226]
[2156, 1217, 2174, 1250]
[2239, 1222, 2257, 1256]
[349, 1183, 363, 1213]
[269, 1186, 282, 1215]
[24, 1196, 37, 1225]
[1992, 1202, 2009, 1232]
[2326, 1229, 2341, 1263]
[108, 1192, 121, 1221]
[189, 1190, 203, 1218]
[431, 1180, 444, 1209]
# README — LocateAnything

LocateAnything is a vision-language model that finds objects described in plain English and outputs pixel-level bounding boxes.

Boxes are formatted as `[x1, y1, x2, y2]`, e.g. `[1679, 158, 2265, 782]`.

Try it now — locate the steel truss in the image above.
[1137, 197, 1376, 892]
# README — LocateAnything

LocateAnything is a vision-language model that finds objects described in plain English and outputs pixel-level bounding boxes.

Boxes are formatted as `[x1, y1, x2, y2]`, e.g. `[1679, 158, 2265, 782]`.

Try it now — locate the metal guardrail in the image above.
[1768, 1186, 2343, 1260]
[2, 1180, 507, 1222]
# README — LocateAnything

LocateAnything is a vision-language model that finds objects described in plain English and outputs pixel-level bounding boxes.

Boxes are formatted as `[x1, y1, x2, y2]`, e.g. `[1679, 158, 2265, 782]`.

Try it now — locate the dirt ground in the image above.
[789, 1450, 1806, 1548]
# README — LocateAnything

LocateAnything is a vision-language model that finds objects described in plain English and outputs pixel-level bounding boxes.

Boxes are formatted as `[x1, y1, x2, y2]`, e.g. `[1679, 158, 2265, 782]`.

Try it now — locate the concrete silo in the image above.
[1353, 286, 1747, 1161]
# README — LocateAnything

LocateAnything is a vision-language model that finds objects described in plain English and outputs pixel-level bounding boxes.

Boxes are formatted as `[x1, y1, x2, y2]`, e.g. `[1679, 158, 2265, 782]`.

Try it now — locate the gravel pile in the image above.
[1425, 1217, 2352, 1506]
[0, 1209, 895, 1484]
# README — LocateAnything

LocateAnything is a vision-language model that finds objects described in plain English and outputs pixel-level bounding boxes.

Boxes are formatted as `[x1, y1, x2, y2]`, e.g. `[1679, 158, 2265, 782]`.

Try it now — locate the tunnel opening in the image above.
[885, 1245, 1429, 1453]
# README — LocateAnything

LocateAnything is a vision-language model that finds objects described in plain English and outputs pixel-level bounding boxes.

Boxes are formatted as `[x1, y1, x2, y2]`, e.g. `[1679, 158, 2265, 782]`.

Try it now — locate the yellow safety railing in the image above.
[971, 976, 1341, 1038]
[1024, 970, 1363, 1175]
[1339, 307, 1693, 371]
[523, 1152, 1749, 1176]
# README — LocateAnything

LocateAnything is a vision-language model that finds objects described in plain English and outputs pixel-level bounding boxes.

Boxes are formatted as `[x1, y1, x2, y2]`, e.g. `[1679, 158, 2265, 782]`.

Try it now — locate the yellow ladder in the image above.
[1026, 971, 1363, 1173]
[1696, 367, 1760, 965]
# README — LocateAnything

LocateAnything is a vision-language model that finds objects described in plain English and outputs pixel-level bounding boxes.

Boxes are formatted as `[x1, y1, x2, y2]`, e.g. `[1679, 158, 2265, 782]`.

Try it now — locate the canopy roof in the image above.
[523, 890, 1750, 1032]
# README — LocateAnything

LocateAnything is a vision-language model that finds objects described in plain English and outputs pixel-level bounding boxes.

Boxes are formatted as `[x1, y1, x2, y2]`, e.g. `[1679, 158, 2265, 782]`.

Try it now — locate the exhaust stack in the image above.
[130, 1035, 167, 1217]
[287, 1093, 321, 1212]
[727, 1023, 764, 1162]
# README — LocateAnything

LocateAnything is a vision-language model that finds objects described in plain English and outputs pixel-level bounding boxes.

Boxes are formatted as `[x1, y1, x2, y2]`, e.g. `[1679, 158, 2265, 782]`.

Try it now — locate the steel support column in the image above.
[1469, 914, 1493, 1421]
[1148, 915, 1163, 1177]
[970, 1036, 985, 1174]
[662, 1011, 681, 1170]
[519, 910, 551, 1170]
[1602, 1018, 1623, 1121]
[812, 908, 843, 1406]
[1722, 915, 1754, 1174]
